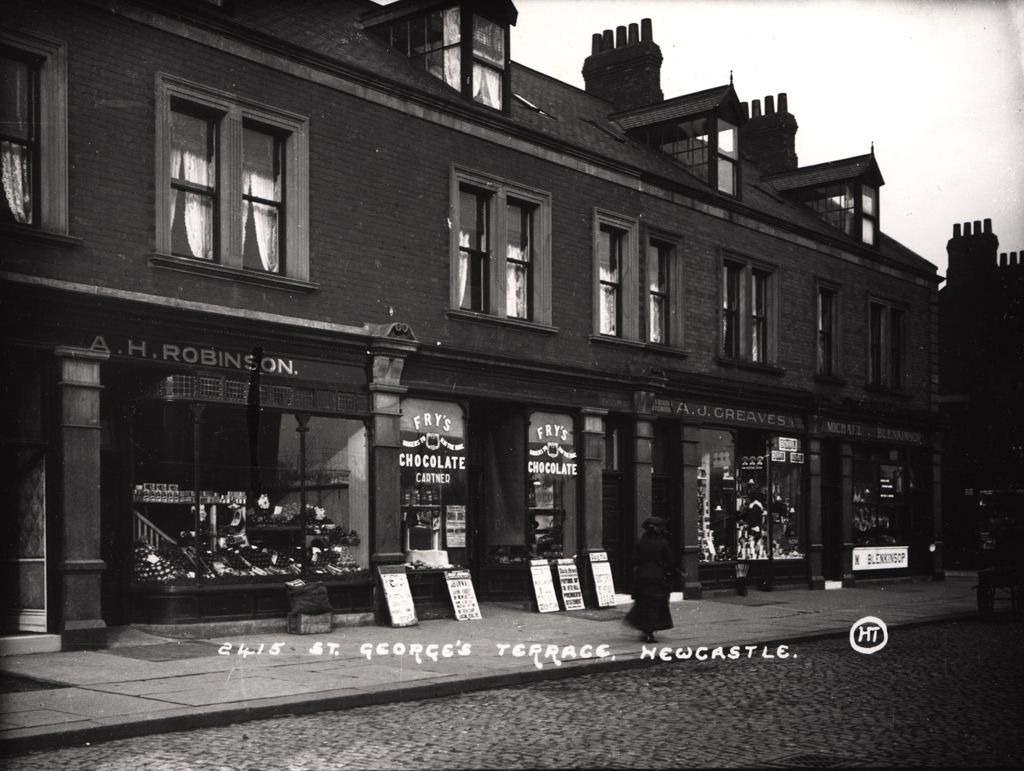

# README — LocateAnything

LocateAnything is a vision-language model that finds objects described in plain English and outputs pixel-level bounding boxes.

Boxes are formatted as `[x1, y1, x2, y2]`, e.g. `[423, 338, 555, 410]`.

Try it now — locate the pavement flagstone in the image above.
[0, 574, 982, 755]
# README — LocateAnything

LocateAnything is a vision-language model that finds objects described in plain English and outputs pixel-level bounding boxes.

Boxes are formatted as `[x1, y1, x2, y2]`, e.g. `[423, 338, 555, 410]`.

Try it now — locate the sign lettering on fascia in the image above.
[815, 417, 924, 446]
[89, 335, 298, 377]
[652, 398, 803, 430]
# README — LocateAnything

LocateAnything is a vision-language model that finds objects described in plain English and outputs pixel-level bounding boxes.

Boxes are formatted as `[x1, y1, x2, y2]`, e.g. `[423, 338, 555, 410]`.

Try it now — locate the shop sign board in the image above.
[852, 546, 909, 571]
[378, 565, 419, 627]
[527, 413, 578, 476]
[530, 559, 561, 613]
[588, 552, 617, 608]
[777, 437, 799, 452]
[790, 452, 804, 464]
[811, 417, 926, 446]
[444, 569, 481, 620]
[555, 558, 585, 610]
[652, 398, 804, 431]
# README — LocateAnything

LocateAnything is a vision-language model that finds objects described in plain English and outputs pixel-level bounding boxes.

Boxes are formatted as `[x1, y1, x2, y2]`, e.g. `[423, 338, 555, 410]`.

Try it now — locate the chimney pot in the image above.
[984, 218, 992, 234]
[741, 101, 749, 120]
[628, 23, 639, 45]
[1000, 253, 1008, 267]
[641, 18, 653, 42]
[764, 95, 775, 115]
[974, 220, 982, 235]
[778, 93, 788, 113]
[591, 33, 603, 55]
[602, 29, 614, 50]
[751, 99, 762, 118]
[616, 26, 627, 48]
[964, 222, 972, 236]
[1013, 251, 1019, 266]
[954, 224, 962, 238]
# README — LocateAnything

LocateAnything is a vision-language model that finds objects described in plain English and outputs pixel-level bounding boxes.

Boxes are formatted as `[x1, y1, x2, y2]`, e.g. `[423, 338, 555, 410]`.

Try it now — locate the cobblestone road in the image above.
[5, 618, 1022, 770]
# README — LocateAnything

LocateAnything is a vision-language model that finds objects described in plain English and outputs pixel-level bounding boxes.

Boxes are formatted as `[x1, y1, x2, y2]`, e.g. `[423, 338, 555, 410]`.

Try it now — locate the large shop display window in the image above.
[399, 399, 467, 569]
[483, 411, 578, 566]
[698, 429, 805, 563]
[131, 401, 370, 585]
[853, 447, 910, 546]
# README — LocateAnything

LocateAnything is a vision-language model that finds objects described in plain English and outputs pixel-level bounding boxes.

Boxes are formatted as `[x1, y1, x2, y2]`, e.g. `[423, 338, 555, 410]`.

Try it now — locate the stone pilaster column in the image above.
[631, 417, 653, 541]
[930, 445, 945, 581]
[367, 327, 418, 570]
[579, 408, 607, 605]
[840, 441, 856, 587]
[680, 423, 702, 600]
[55, 346, 108, 650]
[807, 436, 825, 589]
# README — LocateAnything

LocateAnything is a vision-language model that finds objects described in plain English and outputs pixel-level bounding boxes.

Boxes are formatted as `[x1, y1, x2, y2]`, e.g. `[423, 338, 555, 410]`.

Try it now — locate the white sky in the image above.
[502, 0, 1024, 279]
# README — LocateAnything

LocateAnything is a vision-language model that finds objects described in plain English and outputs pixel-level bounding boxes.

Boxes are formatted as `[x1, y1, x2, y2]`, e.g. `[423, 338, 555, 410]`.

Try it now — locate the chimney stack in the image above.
[739, 93, 798, 175]
[946, 217, 1000, 287]
[582, 18, 663, 111]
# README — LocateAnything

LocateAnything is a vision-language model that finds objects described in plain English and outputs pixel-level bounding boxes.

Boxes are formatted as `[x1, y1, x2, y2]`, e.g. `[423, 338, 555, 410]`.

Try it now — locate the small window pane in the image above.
[718, 121, 736, 157]
[1, 57, 32, 141]
[169, 110, 215, 260]
[862, 216, 875, 245]
[473, 16, 504, 68]
[242, 128, 282, 274]
[862, 185, 876, 216]
[717, 157, 735, 195]
[473, 64, 502, 108]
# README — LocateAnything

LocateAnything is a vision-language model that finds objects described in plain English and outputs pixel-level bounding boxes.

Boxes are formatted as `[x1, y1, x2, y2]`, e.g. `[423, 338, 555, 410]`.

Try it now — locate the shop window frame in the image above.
[0, 31, 75, 249]
[152, 75, 313, 292]
[448, 166, 553, 331]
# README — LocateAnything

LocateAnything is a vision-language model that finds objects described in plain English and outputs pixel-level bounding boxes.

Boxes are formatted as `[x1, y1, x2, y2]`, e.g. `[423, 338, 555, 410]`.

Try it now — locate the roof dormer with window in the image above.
[362, 0, 517, 112]
[765, 152, 884, 247]
[612, 84, 746, 197]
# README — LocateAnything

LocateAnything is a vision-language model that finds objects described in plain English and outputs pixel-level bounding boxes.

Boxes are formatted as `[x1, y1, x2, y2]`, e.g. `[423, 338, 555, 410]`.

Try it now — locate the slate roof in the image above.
[610, 85, 739, 130]
[765, 154, 885, 191]
[202, 0, 934, 277]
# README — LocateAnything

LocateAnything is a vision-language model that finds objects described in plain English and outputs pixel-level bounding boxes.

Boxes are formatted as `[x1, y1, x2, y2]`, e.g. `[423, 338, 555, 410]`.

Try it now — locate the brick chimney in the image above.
[740, 93, 798, 175]
[582, 19, 663, 111]
[946, 218, 999, 288]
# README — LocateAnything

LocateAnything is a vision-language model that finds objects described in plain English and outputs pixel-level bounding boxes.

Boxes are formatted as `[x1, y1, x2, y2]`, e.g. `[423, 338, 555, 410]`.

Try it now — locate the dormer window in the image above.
[363, 1, 516, 112]
[765, 153, 884, 247]
[612, 85, 745, 198]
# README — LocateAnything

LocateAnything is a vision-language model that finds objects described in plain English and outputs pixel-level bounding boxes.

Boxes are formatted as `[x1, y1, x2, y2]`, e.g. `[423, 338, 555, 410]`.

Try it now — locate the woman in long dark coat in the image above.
[625, 517, 675, 643]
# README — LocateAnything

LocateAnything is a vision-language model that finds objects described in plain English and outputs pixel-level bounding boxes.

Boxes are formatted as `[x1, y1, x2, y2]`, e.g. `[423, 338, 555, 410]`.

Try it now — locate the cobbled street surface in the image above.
[5, 618, 1022, 770]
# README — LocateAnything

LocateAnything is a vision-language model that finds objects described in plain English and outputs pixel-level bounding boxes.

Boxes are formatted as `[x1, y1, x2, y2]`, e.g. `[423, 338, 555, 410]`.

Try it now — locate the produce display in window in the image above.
[130, 400, 370, 585]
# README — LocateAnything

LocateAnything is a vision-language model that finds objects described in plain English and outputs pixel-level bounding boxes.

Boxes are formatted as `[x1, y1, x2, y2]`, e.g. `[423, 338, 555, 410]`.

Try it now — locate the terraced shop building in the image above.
[1, 0, 942, 648]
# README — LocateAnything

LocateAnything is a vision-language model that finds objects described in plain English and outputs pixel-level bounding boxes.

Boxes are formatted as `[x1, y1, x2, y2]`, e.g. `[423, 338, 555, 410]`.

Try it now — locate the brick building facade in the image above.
[1, 0, 941, 648]
[939, 219, 1024, 565]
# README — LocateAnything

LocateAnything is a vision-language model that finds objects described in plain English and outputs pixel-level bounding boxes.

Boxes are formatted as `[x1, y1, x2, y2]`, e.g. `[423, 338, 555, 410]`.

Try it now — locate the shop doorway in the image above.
[0, 446, 48, 633]
[820, 441, 843, 581]
[651, 421, 682, 589]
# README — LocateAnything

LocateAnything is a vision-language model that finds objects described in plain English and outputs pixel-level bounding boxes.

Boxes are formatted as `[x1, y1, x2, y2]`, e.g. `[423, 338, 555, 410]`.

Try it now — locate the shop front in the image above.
[471, 404, 580, 603]
[653, 397, 810, 595]
[108, 335, 376, 627]
[812, 416, 937, 584]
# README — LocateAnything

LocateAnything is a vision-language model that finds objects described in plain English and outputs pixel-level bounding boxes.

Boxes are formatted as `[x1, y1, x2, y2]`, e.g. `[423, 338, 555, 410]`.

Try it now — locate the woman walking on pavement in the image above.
[625, 517, 675, 643]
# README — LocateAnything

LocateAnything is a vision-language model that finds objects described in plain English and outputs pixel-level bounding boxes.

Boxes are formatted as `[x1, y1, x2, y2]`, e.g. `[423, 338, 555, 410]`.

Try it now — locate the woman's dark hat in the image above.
[642, 517, 667, 531]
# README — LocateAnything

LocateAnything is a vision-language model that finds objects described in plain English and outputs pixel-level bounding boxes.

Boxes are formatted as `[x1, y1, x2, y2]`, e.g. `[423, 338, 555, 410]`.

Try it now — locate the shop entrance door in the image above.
[0, 447, 48, 633]
[602, 471, 627, 588]
[821, 442, 843, 581]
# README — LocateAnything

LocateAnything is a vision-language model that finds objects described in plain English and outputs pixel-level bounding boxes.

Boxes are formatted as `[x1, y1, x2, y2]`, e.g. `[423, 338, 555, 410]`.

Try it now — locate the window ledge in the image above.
[814, 374, 848, 386]
[864, 384, 915, 399]
[644, 343, 691, 358]
[715, 356, 786, 376]
[589, 334, 647, 351]
[1, 224, 81, 250]
[149, 253, 319, 293]
[446, 309, 558, 335]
